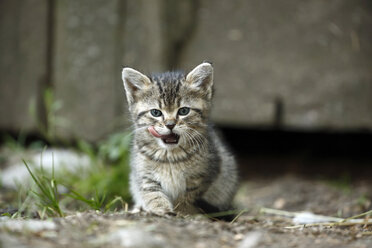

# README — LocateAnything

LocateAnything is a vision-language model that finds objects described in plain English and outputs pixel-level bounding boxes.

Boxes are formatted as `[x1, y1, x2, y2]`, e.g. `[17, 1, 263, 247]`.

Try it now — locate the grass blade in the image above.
[23, 159, 63, 217]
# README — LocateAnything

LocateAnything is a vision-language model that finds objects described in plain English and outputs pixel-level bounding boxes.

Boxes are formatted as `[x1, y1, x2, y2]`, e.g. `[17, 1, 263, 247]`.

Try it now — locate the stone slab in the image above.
[0, 0, 48, 132]
[180, 0, 372, 130]
[53, 0, 129, 141]
[122, 0, 166, 73]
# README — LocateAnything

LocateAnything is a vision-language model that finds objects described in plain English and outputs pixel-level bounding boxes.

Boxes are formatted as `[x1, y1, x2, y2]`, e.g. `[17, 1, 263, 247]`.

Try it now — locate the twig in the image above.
[341, 210, 372, 222]
[230, 209, 249, 224]
[200, 208, 250, 219]
[260, 208, 297, 218]
[260, 207, 372, 229]
[285, 221, 372, 229]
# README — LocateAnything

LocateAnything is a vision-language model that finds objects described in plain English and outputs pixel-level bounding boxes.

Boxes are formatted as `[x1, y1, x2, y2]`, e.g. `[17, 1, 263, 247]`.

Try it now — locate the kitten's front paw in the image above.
[147, 204, 174, 216]
[145, 199, 174, 216]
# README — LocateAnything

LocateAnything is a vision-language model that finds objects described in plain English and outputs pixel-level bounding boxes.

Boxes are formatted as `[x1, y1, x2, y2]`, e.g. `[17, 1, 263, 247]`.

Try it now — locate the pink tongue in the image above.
[148, 126, 163, 138]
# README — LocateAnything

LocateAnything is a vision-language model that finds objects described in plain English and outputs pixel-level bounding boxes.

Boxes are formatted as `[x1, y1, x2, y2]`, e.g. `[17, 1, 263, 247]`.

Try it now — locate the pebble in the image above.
[1, 148, 90, 189]
[0, 219, 56, 233]
[98, 227, 166, 248]
[237, 231, 263, 248]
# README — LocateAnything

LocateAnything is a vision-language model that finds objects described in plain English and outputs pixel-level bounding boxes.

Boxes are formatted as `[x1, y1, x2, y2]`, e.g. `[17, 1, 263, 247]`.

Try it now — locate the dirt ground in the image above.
[1, 174, 371, 248]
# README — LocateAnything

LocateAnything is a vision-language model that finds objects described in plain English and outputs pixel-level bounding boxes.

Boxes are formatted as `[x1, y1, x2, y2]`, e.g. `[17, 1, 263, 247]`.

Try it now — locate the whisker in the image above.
[184, 129, 205, 152]
[187, 127, 207, 145]
[183, 130, 199, 152]
[128, 126, 148, 136]
[188, 129, 208, 151]
[184, 121, 207, 125]
[188, 131, 202, 152]
[183, 131, 194, 149]
[178, 127, 197, 152]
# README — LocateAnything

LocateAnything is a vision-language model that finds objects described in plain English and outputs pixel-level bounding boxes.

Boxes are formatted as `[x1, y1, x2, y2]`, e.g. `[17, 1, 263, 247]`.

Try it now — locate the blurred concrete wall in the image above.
[0, 0, 371, 141]
[0, 0, 49, 132]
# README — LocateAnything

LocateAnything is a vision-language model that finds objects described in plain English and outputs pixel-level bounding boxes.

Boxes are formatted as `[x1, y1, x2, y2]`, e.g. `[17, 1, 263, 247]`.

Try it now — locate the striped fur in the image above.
[122, 62, 238, 215]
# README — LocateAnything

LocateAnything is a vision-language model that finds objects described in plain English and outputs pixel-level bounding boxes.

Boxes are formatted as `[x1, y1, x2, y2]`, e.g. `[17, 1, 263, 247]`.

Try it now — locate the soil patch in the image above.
[1, 175, 371, 248]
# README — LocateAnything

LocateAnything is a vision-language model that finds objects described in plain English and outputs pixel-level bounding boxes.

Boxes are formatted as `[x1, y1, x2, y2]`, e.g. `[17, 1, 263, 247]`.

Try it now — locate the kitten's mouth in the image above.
[161, 133, 180, 144]
[148, 126, 179, 145]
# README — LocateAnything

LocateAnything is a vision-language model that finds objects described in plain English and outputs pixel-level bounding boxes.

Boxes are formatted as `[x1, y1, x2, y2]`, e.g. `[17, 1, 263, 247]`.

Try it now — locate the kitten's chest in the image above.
[153, 166, 186, 202]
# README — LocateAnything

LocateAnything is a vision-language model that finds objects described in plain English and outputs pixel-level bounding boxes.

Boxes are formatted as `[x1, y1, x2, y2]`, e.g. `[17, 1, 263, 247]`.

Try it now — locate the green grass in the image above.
[66, 132, 132, 207]
[66, 189, 127, 212]
[2, 131, 132, 219]
[29, 87, 69, 144]
[23, 158, 64, 217]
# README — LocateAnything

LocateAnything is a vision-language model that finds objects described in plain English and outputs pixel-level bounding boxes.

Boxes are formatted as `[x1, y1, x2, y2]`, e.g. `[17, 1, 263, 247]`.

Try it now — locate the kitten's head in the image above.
[122, 62, 213, 149]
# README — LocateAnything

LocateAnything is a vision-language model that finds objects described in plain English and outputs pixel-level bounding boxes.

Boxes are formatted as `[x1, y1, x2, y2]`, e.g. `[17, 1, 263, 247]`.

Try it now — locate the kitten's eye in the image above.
[178, 107, 190, 116]
[150, 109, 162, 117]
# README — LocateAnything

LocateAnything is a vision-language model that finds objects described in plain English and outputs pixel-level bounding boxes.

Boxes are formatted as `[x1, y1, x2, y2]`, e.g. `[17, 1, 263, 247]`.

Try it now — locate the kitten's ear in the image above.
[185, 62, 214, 97]
[122, 67, 151, 104]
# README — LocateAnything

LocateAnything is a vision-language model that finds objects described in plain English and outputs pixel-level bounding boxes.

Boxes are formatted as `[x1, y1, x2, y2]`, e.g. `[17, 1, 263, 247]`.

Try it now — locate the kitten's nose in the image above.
[165, 121, 176, 130]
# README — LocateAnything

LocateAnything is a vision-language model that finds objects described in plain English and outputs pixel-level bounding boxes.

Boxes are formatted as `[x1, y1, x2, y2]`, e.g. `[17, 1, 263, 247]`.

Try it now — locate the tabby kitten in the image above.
[121, 62, 238, 215]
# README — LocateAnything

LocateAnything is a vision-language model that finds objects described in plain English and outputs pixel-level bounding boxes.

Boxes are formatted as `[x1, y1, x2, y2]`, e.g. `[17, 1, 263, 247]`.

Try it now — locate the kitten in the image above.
[121, 62, 238, 216]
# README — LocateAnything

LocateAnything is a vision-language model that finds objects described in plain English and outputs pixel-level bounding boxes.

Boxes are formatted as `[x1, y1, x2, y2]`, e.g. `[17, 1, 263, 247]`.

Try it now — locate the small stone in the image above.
[101, 227, 165, 248]
[273, 198, 286, 209]
[195, 242, 207, 248]
[237, 232, 263, 248]
[0, 219, 56, 233]
[40, 231, 58, 238]
[234, 233, 244, 241]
